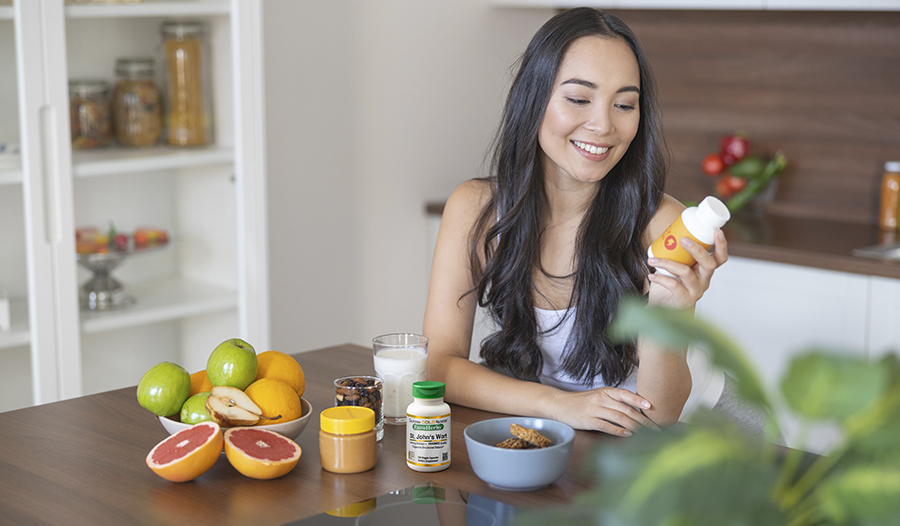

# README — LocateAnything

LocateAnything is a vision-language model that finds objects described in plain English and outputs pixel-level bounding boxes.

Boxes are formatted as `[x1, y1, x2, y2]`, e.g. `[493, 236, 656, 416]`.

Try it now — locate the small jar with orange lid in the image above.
[319, 406, 377, 473]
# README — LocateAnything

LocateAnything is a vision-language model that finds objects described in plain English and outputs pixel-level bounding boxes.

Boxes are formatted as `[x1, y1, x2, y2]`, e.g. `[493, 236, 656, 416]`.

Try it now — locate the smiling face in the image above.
[538, 35, 641, 189]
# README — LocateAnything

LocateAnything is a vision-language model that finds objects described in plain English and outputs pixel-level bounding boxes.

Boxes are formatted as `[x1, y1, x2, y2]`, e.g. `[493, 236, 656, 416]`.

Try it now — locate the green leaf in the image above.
[583, 417, 783, 526]
[728, 155, 766, 179]
[817, 464, 900, 524]
[609, 298, 772, 414]
[780, 352, 890, 422]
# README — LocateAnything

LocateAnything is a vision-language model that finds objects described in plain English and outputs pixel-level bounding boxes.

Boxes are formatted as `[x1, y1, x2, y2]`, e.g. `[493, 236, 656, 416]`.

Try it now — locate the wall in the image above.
[263, 1, 552, 352]
[614, 9, 900, 224]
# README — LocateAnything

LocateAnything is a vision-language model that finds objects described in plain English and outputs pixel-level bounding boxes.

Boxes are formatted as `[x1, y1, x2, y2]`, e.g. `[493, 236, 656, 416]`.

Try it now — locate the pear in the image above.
[205, 386, 262, 427]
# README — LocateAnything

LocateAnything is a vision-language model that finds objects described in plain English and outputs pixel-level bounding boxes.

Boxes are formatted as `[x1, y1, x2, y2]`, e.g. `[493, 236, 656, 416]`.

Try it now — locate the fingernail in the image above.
[681, 237, 695, 247]
[641, 400, 651, 409]
[623, 430, 633, 437]
[647, 258, 658, 264]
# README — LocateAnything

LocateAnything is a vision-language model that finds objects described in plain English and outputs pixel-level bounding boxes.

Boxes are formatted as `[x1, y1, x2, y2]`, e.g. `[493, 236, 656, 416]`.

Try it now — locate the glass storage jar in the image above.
[111, 58, 161, 147]
[160, 21, 212, 146]
[319, 406, 377, 474]
[69, 79, 111, 149]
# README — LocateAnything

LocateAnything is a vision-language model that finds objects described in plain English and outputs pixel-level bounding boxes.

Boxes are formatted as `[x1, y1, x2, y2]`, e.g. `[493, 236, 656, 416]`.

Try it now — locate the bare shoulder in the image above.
[442, 179, 493, 228]
[643, 194, 686, 248]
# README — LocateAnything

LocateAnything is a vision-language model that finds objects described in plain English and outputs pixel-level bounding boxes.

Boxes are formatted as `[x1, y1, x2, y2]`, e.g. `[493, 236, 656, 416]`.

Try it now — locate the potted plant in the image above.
[518, 297, 900, 526]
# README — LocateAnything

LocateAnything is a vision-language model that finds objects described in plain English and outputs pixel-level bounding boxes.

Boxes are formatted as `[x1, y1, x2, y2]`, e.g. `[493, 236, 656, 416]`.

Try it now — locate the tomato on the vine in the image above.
[701, 153, 725, 176]
[720, 134, 751, 166]
[716, 174, 746, 198]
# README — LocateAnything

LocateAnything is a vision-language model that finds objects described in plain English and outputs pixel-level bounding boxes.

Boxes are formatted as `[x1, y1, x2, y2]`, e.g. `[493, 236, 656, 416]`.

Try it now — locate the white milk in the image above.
[374, 347, 427, 422]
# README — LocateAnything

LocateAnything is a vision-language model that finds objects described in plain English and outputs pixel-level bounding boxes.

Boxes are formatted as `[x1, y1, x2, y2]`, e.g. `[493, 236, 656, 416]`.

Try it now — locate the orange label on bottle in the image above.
[649, 216, 712, 266]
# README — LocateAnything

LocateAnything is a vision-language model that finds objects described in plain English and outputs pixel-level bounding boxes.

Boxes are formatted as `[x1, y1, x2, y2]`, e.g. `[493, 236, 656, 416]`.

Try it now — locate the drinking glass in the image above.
[334, 376, 384, 441]
[373, 333, 428, 424]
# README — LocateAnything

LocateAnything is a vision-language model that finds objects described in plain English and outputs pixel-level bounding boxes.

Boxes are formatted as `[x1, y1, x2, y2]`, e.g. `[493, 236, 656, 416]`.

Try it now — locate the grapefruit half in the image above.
[223, 427, 302, 479]
[146, 421, 223, 482]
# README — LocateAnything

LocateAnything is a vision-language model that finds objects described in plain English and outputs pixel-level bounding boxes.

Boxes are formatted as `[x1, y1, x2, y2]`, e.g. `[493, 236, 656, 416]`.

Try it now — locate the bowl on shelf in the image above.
[464, 416, 575, 491]
[158, 397, 312, 442]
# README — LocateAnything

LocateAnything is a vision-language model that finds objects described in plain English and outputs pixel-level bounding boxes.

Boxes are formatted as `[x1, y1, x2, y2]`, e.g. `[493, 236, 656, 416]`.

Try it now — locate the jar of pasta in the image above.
[112, 58, 161, 147]
[69, 80, 111, 149]
[160, 21, 212, 147]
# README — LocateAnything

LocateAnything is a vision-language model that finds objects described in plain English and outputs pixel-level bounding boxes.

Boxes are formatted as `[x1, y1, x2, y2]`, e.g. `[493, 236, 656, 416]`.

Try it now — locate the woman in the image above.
[423, 8, 728, 436]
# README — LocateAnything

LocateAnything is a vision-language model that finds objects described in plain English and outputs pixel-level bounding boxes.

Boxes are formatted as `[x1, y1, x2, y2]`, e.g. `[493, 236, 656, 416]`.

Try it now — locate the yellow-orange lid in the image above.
[325, 498, 376, 517]
[320, 406, 375, 435]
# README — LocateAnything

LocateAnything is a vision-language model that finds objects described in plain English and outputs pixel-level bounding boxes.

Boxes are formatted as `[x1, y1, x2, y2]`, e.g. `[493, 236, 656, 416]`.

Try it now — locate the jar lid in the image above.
[325, 498, 377, 518]
[115, 58, 155, 75]
[886, 161, 900, 173]
[320, 406, 374, 435]
[68, 79, 109, 95]
[412, 381, 445, 399]
[161, 20, 206, 38]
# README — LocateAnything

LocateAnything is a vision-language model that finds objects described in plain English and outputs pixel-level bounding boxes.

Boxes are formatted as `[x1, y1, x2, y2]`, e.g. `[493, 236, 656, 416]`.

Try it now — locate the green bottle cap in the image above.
[411, 484, 446, 504]
[411, 381, 445, 399]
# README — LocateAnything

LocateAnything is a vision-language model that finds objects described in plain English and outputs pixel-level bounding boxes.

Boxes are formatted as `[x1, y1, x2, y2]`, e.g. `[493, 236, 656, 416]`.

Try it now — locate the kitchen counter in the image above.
[425, 202, 900, 280]
[0, 344, 604, 525]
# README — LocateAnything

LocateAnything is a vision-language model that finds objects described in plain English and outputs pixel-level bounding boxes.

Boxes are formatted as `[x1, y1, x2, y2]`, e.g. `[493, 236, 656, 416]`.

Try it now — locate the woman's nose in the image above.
[584, 107, 612, 135]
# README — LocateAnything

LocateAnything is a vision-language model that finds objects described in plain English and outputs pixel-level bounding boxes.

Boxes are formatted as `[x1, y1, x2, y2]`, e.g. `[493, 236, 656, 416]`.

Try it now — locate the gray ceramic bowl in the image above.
[464, 417, 575, 491]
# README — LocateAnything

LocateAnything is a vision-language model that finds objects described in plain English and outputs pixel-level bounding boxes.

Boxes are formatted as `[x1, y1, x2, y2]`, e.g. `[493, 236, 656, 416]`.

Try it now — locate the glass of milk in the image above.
[372, 333, 428, 424]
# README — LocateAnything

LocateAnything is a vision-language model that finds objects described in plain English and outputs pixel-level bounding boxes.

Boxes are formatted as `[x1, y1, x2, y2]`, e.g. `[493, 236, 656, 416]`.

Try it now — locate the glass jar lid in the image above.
[68, 79, 109, 96]
[115, 57, 155, 76]
[161, 20, 206, 39]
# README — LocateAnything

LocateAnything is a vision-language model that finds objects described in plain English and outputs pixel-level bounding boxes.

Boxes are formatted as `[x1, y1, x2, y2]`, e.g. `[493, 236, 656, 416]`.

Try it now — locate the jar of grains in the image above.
[112, 58, 162, 147]
[160, 21, 212, 146]
[69, 79, 112, 149]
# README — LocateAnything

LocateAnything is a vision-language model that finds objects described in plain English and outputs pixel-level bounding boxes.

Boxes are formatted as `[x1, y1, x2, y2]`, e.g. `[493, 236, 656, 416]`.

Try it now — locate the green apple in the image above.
[137, 361, 191, 417]
[180, 391, 213, 425]
[206, 338, 258, 390]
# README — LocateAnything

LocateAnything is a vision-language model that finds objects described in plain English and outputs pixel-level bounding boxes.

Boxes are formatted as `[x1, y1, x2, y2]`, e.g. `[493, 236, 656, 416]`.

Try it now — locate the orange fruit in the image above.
[223, 427, 302, 479]
[146, 421, 223, 482]
[244, 378, 304, 425]
[189, 370, 213, 397]
[255, 350, 305, 398]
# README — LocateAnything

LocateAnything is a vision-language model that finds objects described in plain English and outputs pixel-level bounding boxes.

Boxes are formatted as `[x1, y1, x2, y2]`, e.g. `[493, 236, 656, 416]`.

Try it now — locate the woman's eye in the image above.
[565, 97, 590, 106]
[616, 103, 637, 111]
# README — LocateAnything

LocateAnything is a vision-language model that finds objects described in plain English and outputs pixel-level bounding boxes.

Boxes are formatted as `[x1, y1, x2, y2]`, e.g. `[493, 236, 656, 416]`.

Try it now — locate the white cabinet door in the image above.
[1, 0, 269, 410]
[696, 256, 869, 453]
[15, 0, 82, 404]
[868, 276, 900, 360]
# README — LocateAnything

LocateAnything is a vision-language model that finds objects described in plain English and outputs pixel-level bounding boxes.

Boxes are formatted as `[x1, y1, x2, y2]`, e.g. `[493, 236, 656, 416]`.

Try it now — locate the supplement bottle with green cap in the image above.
[406, 381, 451, 472]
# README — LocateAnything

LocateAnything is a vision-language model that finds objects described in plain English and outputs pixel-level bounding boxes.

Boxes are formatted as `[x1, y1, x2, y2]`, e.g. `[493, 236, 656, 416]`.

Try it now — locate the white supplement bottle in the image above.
[406, 381, 451, 472]
[648, 195, 730, 277]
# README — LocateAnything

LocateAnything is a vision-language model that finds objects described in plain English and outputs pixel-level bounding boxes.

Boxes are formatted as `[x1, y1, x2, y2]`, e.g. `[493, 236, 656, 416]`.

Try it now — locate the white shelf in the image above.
[72, 145, 234, 177]
[0, 169, 22, 186]
[80, 276, 237, 334]
[65, 0, 230, 19]
[0, 278, 239, 346]
[0, 298, 30, 351]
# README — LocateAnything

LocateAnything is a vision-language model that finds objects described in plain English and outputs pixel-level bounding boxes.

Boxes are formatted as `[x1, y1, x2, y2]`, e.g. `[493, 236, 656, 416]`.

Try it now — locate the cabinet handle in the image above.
[39, 105, 61, 245]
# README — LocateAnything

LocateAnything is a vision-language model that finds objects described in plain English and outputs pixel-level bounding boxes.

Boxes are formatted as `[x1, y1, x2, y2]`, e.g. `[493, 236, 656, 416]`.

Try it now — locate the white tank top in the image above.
[535, 307, 638, 393]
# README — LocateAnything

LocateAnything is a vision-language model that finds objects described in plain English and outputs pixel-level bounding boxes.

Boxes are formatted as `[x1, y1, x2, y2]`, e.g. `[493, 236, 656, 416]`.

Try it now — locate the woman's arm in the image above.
[424, 181, 658, 436]
[636, 194, 729, 426]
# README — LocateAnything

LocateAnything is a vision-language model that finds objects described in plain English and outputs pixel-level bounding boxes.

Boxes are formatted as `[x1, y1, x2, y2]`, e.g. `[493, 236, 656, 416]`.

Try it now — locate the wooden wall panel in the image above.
[611, 10, 900, 224]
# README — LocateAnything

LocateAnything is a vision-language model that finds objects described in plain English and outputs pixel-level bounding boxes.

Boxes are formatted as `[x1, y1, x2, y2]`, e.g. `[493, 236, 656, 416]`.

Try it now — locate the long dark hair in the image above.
[469, 8, 668, 387]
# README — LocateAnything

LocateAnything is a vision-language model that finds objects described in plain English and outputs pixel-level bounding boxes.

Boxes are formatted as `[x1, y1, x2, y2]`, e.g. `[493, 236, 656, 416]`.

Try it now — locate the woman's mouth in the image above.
[573, 141, 610, 156]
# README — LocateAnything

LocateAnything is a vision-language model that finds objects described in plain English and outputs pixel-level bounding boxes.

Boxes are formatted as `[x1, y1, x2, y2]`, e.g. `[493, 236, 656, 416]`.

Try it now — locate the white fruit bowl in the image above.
[158, 397, 313, 441]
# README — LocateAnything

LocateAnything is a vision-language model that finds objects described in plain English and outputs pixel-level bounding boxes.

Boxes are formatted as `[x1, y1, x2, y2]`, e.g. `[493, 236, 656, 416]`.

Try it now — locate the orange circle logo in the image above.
[664, 235, 677, 251]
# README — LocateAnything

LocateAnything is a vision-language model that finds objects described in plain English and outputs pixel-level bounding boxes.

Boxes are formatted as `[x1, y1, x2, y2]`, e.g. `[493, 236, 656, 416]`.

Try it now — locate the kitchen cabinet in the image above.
[489, 0, 900, 10]
[0, 0, 269, 412]
[695, 256, 900, 453]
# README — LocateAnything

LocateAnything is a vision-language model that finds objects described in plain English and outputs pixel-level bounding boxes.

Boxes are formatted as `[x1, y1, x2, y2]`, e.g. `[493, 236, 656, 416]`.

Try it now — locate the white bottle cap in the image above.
[697, 196, 731, 229]
[885, 161, 900, 173]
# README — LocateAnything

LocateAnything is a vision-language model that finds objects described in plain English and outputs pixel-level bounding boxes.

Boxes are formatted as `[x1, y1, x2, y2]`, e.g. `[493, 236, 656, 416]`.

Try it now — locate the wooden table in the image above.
[0, 344, 611, 525]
